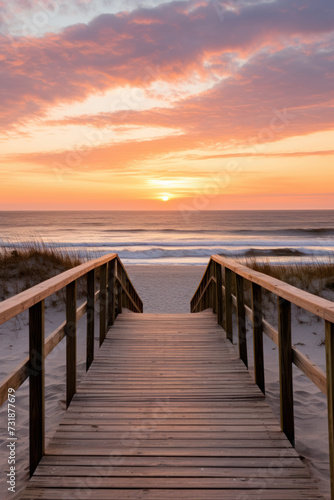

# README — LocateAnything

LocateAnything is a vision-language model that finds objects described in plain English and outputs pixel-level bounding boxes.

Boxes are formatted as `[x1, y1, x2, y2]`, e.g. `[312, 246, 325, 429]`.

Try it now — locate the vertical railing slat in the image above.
[212, 262, 217, 314]
[225, 267, 233, 343]
[236, 274, 248, 367]
[278, 297, 294, 446]
[29, 300, 45, 476]
[325, 320, 334, 500]
[252, 283, 265, 394]
[86, 270, 95, 371]
[99, 263, 107, 346]
[117, 262, 123, 315]
[108, 259, 116, 327]
[66, 281, 77, 408]
[216, 263, 223, 327]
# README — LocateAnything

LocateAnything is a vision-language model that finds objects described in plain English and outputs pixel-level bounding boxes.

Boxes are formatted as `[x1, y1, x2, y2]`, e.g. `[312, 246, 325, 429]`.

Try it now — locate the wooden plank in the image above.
[108, 259, 116, 326]
[0, 357, 30, 407]
[35, 464, 309, 478]
[19, 488, 324, 500]
[28, 476, 317, 489]
[66, 281, 77, 408]
[29, 300, 45, 476]
[39, 455, 305, 468]
[278, 297, 294, 446]
[17, 312, 322, 500]
[326, 320, 334, 500]
[117, 271, 123, 315]
[252, 283, 265, 394]
[216, 263, 223, 326]
[224, 268, 233, 343]
[99, 263, 107, 345]
[86, 269, 95, 371]
[212, 262, 217, 314]
[236, 274, 247, 367]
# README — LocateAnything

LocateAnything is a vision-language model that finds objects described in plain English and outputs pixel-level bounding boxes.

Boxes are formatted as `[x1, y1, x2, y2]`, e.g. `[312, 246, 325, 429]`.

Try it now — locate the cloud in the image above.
[0, 0, 333, 130]
[43, 44, 334, 146]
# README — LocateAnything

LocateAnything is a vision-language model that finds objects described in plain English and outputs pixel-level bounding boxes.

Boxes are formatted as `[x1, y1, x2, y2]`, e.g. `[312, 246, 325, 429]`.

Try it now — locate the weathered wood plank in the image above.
[17, 312, 323, 500]
[66, 281, 77, 408]
[252, 282, 265, 394]
[278, 297, 294, 446]
[224, 268, 233, 342]
[326, 320, 334, 500]
[29, 300, 45, 476]
[99, 263, 108, 346]
[236, 274, 247, 367]
[86, 269, 95, 371]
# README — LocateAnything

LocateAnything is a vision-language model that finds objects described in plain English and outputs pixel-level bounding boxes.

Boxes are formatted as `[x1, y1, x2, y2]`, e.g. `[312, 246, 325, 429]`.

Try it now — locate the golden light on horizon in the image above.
[162, 195, 169, 202]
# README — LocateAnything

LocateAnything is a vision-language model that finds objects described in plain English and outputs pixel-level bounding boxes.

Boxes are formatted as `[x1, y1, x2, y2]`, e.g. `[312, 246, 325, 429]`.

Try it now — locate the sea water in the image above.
[0, 209, 333, 265]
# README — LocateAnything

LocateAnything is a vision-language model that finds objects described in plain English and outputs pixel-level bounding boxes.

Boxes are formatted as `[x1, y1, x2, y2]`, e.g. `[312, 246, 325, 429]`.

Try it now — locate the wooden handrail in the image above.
[0, 253, 143, 475]
[191, 255, 334, 499]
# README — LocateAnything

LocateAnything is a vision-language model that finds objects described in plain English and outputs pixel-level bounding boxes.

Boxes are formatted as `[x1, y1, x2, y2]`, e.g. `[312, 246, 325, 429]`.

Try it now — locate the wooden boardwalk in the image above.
[19, 311, 323, 499]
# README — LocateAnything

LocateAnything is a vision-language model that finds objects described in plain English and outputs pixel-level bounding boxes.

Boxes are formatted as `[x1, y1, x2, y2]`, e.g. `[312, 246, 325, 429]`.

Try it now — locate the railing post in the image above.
[117, 264, 123, 315]
[66, 281, 77, 408]
[225, 267, 233, 342]
[99, 263, 107, 346]
[252, 283, 265, 394]
[278, 297, 294, 446]
[212, 262, 217, 314]
[125, 277, 129, 310]
[216, 263, 223, 327]
[29, 300, 45, 476]
[108, 259, 116, 327]
[325, 320, 334, 500]
[86, 270, 95, 371]
[236, 274, 248, 367]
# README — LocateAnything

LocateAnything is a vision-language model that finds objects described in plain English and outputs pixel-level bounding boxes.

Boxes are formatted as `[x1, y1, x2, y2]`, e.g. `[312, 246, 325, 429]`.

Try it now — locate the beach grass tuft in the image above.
[244, 257, 334, 296]
[0, 240, 83, 301]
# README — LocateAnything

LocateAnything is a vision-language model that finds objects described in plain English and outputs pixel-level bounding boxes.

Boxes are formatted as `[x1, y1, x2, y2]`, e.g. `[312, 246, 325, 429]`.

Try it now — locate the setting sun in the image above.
[162, 195, 169, 202]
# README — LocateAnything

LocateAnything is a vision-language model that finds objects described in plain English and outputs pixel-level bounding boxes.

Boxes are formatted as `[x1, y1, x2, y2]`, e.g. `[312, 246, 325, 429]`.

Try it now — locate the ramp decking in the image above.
[18, 311, 322, 499]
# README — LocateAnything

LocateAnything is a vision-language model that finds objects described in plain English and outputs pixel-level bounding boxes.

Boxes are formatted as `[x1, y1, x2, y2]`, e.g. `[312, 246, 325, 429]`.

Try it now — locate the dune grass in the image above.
[0, 240, 83, 301]
[244, 257, 334, 296]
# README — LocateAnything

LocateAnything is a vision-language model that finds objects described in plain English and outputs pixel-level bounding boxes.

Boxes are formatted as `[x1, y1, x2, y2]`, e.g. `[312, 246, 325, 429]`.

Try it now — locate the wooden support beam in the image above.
[66, 281, 77, 408]
[225, 268, 233, 343]
[325, 320, 334, 500]
[212, 262, 217, 315]
[86, 270, 95, 371]
[216, 263, 223, 327]
[99, 264, 107, 346]
[117, 265, 123, 316]
[107, 259, 116, 327]
[236, 274, 247, 368]
[29, 300, 45, 476]
[252, 283, 265, 394]
[278, 297, 294, 446]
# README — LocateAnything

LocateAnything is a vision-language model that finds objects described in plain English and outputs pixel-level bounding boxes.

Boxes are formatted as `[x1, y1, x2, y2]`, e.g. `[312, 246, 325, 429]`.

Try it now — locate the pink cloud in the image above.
[44, 44, 334, 146]
[0, 0, 333, 130]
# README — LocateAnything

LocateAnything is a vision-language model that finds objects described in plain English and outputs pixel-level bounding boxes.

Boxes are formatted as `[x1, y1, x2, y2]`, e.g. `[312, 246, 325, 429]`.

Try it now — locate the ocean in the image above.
[0, 210, 334, 265]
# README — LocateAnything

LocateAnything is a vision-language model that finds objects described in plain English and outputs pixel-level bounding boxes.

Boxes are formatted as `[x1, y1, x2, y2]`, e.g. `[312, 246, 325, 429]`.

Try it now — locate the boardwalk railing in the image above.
[191, 255, 334, 499]
[0, 253, 143, 475]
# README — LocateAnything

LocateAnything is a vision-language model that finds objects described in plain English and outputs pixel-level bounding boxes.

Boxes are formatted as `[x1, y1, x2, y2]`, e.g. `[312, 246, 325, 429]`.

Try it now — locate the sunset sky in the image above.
[0, 0, 333, 210]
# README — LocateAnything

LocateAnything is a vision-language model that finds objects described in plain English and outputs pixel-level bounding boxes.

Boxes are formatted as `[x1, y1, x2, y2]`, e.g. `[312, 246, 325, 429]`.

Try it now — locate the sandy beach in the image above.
[0, 264, 331, 499]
